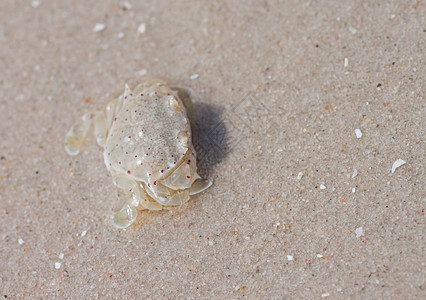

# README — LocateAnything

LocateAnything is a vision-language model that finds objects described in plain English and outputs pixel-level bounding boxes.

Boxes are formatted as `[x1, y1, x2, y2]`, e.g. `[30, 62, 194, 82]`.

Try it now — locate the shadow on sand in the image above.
[175, 87, 229, 178]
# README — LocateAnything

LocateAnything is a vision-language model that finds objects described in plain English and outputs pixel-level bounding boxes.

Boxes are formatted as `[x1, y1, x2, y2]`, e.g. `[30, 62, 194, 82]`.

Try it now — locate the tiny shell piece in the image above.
[354, 128, 362, 138]
[65, 80, 212, 228]
[355, 226, 363, 238]
[391, 159, 406, 173]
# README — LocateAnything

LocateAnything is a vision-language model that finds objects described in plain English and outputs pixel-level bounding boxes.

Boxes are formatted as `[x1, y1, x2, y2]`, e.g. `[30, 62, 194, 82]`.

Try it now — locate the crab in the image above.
[64, 79, 212, 228]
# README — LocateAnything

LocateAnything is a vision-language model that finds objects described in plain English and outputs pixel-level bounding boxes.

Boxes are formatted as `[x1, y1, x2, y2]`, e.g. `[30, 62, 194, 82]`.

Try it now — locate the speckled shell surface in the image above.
[104, 83, 194, 189]
[65, 80, 212, 228]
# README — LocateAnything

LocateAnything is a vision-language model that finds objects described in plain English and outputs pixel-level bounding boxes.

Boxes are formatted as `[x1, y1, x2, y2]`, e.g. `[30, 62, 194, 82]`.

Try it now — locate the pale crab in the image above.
[64, 79, 212, 229]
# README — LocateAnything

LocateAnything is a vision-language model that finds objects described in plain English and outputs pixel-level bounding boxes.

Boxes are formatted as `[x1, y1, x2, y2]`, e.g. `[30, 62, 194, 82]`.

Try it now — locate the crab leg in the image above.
[93, 110, 107, 147]
[64, 112, 93, 156]
[112, 175, 155, 229]
[189, 178, 213, 195]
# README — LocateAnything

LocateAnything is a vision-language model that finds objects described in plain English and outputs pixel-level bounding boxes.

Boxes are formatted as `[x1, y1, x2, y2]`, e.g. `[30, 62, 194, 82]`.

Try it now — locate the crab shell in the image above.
[65, 80, 212, 228]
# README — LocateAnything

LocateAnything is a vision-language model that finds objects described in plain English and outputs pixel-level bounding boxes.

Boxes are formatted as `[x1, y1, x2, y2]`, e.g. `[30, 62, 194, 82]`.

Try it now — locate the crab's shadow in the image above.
[174, 86, 228, 178]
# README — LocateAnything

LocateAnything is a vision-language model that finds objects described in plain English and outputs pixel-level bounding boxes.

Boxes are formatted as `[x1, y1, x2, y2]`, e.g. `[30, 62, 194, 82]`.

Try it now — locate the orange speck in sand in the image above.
[84, 98, 91, 103]
[325, 105, 329, 110]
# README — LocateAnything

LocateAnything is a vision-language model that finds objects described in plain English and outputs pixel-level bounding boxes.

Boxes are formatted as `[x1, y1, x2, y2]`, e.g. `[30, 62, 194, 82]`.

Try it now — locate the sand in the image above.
[0, 0, 424, 298]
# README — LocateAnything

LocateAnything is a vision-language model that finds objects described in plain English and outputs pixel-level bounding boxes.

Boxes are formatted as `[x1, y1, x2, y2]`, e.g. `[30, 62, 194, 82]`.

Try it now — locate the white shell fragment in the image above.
[64, 79, 212, 229]
[137, 23, 146, 34]
[391, 159, 406, 173]
[355, 226, 363, 238]
[93, 23, 106, 33]
[354, 129, 362, 138]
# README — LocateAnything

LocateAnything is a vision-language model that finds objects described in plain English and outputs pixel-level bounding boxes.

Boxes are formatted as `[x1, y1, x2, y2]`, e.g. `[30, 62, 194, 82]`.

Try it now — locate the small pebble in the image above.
[121, 1, 132, 10]
[344, 58, 348, 67]
[190, 74, 199, 80]
[138, 23, 146, 34]
[287, 255, 294, 261]
[320, 184, 326, 190]
[55, 262, 61, 269]
[352, 169, 358, 178]
[297, 172, 304, 180]
[59, 253, 64, 260]
[93, 23, 106, 33]
[138, 69, 147, 76]
[31, 0, 40, 8]
[18, 238, 24, 245]
[81, 230, 87, 237]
